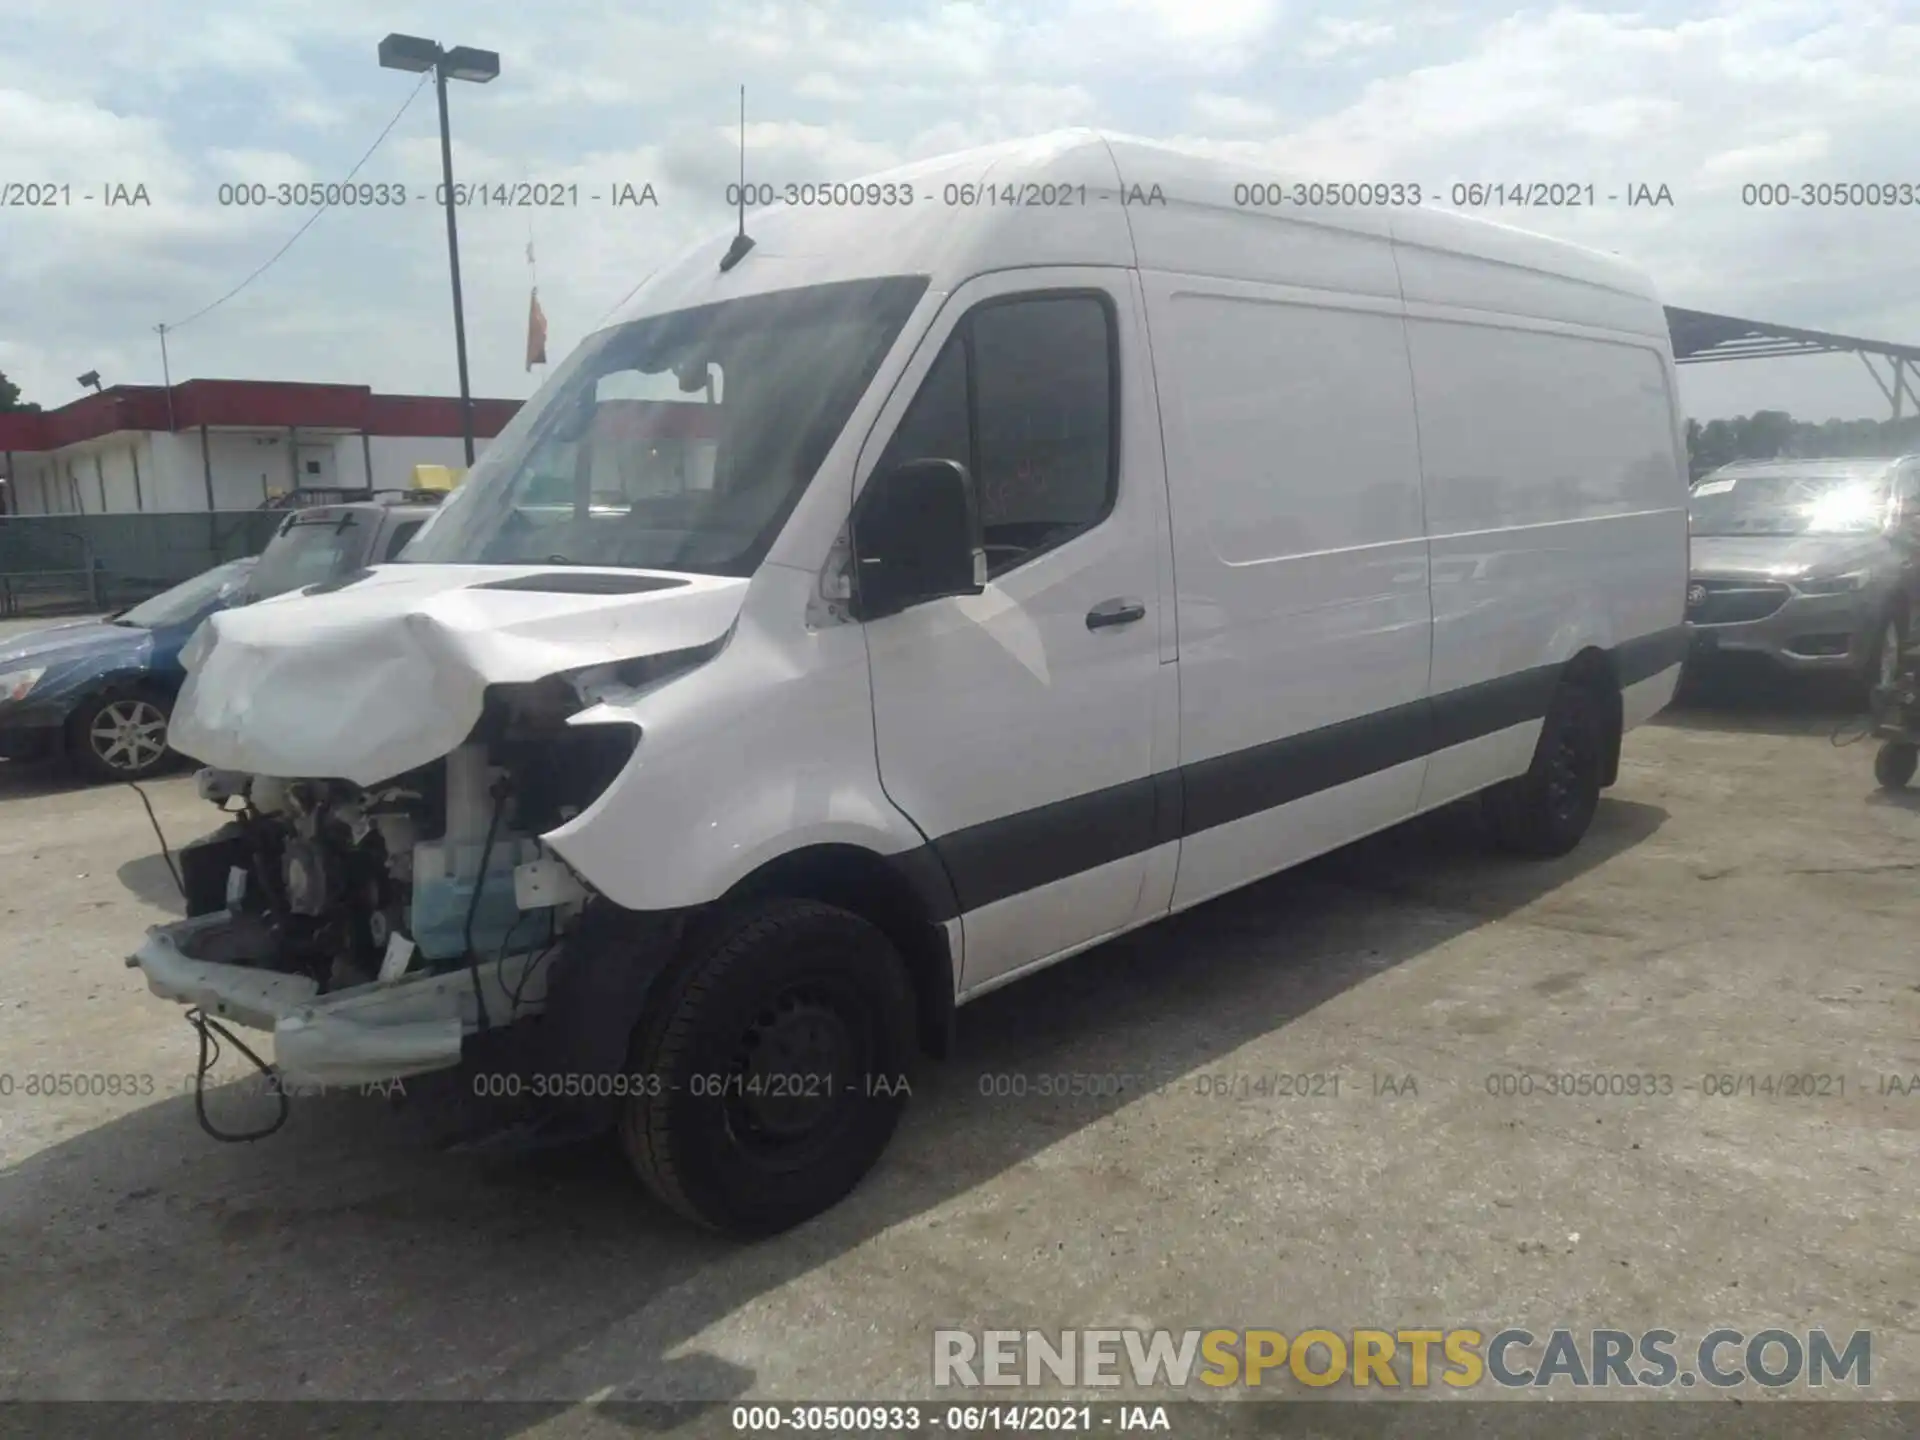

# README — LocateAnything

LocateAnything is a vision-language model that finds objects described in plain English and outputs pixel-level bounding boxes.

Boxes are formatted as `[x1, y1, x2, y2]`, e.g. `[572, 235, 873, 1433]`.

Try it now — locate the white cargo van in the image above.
[136, 130, 1688, 1236]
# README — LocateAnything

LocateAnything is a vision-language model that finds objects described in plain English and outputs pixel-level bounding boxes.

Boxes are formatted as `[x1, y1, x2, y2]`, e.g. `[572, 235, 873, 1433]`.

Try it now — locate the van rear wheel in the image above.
[1482, 678, 1605, 859]
[617, 898, 918, 1237]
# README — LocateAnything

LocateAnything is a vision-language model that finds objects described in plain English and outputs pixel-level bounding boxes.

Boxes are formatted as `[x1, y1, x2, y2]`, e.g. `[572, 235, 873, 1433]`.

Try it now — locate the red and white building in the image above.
[0, 380, 526, 514]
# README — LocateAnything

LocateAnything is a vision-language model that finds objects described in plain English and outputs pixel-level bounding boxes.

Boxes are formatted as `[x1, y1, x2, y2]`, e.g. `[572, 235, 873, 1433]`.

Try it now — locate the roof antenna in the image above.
[720, 83, 755, 273]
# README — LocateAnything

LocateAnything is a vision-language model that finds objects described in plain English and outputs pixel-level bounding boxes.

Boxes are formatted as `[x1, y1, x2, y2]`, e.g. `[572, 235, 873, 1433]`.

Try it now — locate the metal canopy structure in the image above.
[1664, 305, 1920, 420]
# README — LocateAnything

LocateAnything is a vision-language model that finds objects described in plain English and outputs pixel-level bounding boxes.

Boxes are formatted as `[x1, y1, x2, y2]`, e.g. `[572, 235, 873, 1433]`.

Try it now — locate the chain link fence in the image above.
[0, 511, 286, 617]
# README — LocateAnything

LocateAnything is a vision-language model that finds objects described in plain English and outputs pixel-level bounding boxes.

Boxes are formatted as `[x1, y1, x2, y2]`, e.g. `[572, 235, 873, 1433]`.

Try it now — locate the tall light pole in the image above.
[378, 33, 499, 466]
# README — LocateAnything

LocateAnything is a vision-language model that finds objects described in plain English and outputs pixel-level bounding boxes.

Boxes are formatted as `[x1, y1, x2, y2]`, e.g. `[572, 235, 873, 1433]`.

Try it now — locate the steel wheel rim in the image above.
[89, 699, 168, 771]
[724, 978, 871, 1162]
[1881, 622, 1903, 689]
[1545, 721, 1594, 824]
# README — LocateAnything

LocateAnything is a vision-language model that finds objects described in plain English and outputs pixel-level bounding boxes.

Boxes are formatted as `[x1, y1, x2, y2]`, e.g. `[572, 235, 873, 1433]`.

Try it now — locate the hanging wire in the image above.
[162, 72, 433, 333]
[1831, 713, 1874, 746]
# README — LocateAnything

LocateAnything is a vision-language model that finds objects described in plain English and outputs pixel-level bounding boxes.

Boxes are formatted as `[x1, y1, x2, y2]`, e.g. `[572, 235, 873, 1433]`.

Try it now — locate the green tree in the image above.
[1685, 409, 1920, 479]
[0, 371, 40, 412]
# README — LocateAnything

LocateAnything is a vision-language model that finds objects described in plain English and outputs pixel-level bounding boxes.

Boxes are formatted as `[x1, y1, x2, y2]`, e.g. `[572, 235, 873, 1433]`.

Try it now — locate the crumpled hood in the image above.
[1690, 533, 1887, 580]
[168, 563, 749, 785]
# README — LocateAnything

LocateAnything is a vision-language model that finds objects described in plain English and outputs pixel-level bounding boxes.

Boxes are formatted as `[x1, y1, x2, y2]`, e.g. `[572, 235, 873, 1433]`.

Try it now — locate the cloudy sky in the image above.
[3, 0, 1917, 426]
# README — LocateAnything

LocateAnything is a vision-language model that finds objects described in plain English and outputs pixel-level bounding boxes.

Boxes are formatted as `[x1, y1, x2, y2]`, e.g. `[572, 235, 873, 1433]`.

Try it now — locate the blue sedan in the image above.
[0, 557, 256, 782]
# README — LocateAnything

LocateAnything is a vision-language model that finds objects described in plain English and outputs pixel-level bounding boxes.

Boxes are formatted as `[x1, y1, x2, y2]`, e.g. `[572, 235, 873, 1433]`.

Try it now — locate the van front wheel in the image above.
[1481, 679, 1606, 859]
[617, 898, 918, 1237]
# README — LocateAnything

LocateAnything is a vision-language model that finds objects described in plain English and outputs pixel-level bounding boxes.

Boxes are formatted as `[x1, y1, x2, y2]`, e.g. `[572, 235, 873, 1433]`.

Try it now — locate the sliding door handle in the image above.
[1086, 598, 1147, 630]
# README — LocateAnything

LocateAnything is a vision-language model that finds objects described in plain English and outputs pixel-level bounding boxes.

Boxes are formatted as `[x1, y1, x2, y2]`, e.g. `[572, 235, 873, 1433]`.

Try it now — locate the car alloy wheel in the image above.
[88, 698, 169, 774]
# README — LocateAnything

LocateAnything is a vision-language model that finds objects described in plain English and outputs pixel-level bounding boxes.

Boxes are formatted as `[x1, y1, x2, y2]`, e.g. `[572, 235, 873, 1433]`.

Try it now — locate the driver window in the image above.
[878, 337, 968, 479]
[876, 292, 1116, 576]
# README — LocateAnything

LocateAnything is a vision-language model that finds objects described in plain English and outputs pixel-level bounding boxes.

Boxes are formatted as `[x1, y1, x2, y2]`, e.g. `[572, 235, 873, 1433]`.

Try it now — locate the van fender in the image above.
[540, 567, 931, 914]
[1539, 618, 1627, 785]
[529, 572, 941, 1108]
[556, 801, 932, 914]
[1544, 616, 1617, 680]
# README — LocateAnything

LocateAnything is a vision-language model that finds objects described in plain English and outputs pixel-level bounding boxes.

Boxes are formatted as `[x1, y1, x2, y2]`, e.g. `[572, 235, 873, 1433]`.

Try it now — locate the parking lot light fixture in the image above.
[378, 33, 500, 465]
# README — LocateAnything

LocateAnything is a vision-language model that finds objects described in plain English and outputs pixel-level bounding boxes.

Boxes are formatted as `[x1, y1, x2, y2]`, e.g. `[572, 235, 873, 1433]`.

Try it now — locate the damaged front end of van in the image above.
[119, 225, 956, 1232]
[129, 561, 742, 1113]
[122, 268, 935, 1144]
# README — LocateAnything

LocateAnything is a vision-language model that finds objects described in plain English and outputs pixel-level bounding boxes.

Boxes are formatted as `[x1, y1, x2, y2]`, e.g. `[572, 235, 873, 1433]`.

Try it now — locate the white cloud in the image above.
[792, 73, 863, 104]
[0, 87, 237, 289]
[0, 89, 192, 189]
[276, 96, 352, 129]
[1253, 0, 1920, 416]
[1106, 0, 1281, 45]
[1299, 17, 1396, 60]
[1696, 131, 1832, 184]
[203, 149, 314, 185]
[3, 0, 1920, 425]
[1188, 93, 1280, 133]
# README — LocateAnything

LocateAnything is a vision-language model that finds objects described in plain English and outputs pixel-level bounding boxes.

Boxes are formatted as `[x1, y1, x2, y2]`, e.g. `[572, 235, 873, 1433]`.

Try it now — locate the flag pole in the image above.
[524, 175, 545, 375]
[524, 232, 548, 374]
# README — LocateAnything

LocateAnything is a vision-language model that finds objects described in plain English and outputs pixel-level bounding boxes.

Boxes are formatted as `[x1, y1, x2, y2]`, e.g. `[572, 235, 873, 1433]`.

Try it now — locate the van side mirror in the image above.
[850, 458, 987, 621]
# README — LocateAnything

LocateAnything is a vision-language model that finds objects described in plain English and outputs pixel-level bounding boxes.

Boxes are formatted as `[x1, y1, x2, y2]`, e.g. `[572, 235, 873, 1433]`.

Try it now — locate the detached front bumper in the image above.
[127, 913, 556, 1088]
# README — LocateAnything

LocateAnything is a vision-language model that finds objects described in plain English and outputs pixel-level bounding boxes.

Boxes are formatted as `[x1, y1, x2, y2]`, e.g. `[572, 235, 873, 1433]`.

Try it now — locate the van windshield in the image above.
[1689, 469, 1894, 537]
[402, 275, 930, 578]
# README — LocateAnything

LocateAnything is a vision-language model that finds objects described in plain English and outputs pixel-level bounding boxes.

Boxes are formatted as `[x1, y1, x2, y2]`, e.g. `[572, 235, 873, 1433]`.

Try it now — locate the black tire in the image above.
[68, 688, 174, 783]
[1482, 678, 1607, 859]
[1875, 742, 1917, 791]
[617, 898, 918, 1237]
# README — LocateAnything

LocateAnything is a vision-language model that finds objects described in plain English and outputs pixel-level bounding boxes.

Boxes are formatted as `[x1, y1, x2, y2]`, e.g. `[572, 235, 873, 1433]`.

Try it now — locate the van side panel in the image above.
[1388, 216, 1668, 337]
[1140, 272, 1434, 911]
[1405, 310, 1688, 809]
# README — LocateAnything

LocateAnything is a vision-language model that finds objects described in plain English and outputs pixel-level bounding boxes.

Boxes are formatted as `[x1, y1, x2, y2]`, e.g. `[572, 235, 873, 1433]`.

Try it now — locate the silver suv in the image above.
[1686, 456, 1920, 686]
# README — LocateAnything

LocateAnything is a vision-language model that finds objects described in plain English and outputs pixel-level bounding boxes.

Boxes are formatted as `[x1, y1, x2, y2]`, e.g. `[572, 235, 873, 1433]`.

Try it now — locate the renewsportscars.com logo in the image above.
[932, 1328, 1872, 1391]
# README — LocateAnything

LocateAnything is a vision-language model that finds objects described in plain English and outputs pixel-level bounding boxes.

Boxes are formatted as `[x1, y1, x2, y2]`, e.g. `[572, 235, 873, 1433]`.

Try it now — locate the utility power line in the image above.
[161, 71, 433, 333]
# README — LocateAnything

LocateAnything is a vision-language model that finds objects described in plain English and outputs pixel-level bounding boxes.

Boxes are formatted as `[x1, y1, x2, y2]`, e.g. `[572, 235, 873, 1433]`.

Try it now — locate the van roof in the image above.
[615, 128, 1667, 342]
